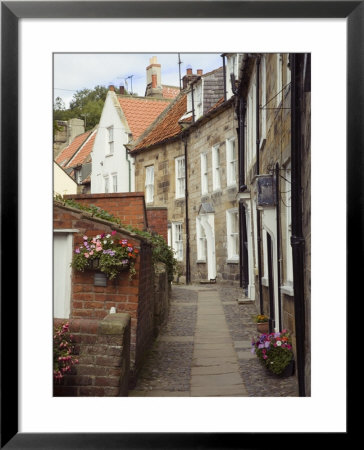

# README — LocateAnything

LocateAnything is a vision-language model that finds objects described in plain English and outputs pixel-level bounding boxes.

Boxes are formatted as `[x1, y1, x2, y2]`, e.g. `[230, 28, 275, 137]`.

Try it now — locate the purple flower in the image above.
[75, 248, 80, 254]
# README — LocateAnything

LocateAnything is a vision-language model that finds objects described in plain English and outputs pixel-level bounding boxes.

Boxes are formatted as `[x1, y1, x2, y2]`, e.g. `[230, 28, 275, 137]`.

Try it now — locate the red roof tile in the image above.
[55, 131, 91, 167]
[118, 96, 171, 140]
[66, 130, 96, 168]
[132, 93, 187, 152]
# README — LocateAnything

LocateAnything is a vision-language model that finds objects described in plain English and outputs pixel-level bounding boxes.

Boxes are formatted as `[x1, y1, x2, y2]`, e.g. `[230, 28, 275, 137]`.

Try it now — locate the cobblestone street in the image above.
[128, 284, 298, 397]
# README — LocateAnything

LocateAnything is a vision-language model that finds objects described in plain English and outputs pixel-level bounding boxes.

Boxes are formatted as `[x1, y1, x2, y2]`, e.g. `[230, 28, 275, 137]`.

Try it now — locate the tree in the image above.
[53, 85, 108, 131]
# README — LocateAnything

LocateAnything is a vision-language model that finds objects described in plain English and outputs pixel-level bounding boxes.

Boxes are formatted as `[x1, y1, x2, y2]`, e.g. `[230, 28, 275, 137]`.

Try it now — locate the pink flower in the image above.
[89, 251, 94, 256]
[84, 253, 89, 258]
[96, 246, 102, 252]
[111, 230, 116, 235]
[83, 235, 88, 240]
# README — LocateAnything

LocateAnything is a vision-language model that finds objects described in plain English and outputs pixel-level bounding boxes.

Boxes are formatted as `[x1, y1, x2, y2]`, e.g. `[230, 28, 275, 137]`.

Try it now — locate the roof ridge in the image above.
[55, 129, 92, 167]
[129, 91, 187, 151]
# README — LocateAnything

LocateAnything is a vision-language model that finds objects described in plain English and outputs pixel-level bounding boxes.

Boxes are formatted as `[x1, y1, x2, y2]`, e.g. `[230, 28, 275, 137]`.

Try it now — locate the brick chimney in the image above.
[145, 56, 163, 97]
[182, 66, 200, 89]
[119, 85, 125, 95]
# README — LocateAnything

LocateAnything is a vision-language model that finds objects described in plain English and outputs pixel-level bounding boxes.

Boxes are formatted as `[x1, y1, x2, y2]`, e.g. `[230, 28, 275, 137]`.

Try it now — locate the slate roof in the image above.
[55, 131, 92, 167]
[118, 96, 171, 140]
[130, 93, 187, 152]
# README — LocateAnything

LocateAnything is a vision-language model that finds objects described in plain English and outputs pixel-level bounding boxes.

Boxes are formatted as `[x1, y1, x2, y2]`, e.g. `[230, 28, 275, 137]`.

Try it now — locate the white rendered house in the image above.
[91, 88, 135, 194]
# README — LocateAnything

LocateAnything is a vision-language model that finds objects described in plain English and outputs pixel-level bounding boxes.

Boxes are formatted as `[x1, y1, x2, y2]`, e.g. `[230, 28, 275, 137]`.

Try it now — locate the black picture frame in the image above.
[1, 1, 356, 448]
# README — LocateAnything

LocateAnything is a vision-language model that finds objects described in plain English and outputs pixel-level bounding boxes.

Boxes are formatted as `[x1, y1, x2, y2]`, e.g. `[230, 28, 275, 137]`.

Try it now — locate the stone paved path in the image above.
[128, 284, 299, 397]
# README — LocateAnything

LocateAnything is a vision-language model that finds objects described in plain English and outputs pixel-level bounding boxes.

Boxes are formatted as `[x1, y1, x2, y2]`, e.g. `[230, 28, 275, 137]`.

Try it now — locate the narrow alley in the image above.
[128, 284, 298, 397]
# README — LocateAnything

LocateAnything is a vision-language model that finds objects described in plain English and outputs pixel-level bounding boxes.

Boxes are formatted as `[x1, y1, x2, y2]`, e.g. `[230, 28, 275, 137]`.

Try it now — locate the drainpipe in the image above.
[191, 85, 195, 123]
[125, 149, 131, 192]
[275, 162, 283, 331]
[290, 53, 306, 397]
[222, 54, 227, 101]
[255, 56, 264, 315]
[183, 134, 191, 284]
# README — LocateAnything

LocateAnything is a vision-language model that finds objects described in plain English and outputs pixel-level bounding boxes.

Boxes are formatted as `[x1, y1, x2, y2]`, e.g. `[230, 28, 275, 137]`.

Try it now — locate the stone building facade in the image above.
[236, 53, 311, 396]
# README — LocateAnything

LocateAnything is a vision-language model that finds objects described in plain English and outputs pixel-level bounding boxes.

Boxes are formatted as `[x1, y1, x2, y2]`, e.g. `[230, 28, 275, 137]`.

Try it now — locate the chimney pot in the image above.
[119, 85, 125, 95]
[186, 67, 193, 75]
[197, 69, 203, 76]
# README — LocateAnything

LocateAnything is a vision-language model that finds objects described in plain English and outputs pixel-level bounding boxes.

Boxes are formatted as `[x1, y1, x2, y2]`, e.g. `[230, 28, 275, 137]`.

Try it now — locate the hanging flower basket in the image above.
[71, 231, 138, 280]
[251, 330, 295, 376]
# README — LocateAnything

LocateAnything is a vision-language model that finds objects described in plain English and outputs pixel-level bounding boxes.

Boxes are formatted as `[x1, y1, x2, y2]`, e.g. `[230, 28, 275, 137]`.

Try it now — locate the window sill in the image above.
[105, 153, 114, 158]
[227, 258, 239, 264]
[280, 284, 294, 296]
[196, 260, 206, 264]
[261, 277, 269, 287]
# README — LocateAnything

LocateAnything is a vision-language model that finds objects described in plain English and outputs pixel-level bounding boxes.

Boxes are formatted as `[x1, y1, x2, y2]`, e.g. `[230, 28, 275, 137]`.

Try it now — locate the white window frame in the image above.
[145, 165, 154, 203]
[172, 222, 183, 261]
[226, 208, 239, 261]
[104, 175, 109, 193]
[196, 217, 207, 262]
[107, 125, 114, 155]
[175, 156, 185, 199]
[246, 73, 257, 173]
[112, 173, 118, 193]
[212, 145, 221, 191]
[281, 162, 294, 295]
[226, 137, 237, 187]
[276, 53, 283, 106]
[201, 152, 208, 195]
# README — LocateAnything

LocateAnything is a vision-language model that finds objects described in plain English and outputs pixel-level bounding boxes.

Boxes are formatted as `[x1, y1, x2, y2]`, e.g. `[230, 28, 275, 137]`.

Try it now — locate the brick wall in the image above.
[153, 262, 170, 337]
[54, 202, 155, 377]
[64, 192, 148, 231]
[53, 314, 131, 396]
[146, 207, 168, 241]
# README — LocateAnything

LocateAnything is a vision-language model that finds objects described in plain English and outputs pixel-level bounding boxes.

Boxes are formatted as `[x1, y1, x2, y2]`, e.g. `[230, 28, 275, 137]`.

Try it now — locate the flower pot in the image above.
[257, 322, 269, 334]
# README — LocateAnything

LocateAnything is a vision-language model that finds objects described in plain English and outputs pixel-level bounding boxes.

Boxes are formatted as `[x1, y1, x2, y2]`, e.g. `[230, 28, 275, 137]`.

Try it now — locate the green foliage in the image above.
[54, 196, 178, 282]
[53, 322, 79, 383]
[53, 85, 108, 131]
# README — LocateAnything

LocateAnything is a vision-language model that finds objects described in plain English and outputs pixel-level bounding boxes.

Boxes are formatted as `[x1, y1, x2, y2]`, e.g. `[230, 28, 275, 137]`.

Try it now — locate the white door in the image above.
[200, 214, 216, 280]
[53, 232, 73, 318]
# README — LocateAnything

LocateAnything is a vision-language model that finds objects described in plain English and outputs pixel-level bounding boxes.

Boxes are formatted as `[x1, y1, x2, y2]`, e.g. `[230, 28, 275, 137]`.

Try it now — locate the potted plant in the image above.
[253, 314, 269, 334]
[71, 231, 139, 280]
[251, 330, 295, 376]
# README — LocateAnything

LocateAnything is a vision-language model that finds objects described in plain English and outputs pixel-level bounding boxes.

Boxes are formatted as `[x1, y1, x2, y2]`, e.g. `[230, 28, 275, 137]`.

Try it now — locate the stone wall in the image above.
[187, 104, 240, 283]
[153, 262, 170, 337]
[53, 314, 131, 397]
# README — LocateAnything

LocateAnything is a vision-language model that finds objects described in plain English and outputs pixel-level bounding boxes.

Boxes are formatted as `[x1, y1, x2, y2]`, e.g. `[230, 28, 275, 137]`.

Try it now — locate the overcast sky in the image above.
[54, 53, 223, 107]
